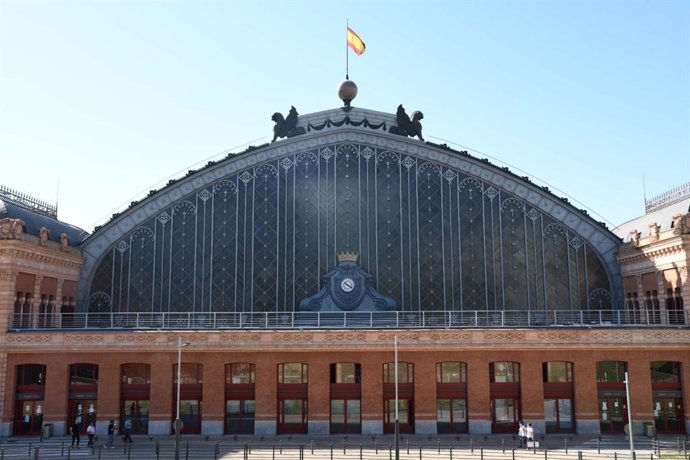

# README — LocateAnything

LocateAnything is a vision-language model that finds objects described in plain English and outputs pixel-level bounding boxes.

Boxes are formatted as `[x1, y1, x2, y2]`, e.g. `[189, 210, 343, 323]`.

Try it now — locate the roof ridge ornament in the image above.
[271, 106, 306, 142]
[389, 104, 424, 141]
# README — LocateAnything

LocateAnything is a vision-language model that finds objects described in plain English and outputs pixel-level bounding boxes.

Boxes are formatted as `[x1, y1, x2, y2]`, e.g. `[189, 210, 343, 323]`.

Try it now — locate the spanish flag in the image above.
[347, 27, 366, 55]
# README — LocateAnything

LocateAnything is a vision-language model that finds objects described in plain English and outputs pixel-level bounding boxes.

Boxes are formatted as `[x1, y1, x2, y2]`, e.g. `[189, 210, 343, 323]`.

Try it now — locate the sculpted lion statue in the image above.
[389, 104, 424, 141]
[272, 106, 306, 142]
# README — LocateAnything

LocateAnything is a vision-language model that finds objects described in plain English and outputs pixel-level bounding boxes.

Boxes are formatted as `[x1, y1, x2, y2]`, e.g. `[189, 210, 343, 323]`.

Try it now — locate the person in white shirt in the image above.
[527, 423, 535, 447]
[518, 422, 526, 447]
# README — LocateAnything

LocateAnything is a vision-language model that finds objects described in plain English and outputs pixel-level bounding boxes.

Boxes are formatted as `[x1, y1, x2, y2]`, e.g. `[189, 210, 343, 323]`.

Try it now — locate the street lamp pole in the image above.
[624, 371, 635, 457]
[175, 337, 189, 460]
[394, 335, 400, 460]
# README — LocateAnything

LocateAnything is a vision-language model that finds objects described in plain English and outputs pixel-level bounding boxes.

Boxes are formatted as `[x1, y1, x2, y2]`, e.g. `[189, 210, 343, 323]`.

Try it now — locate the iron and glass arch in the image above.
[80, 122, 621, 316]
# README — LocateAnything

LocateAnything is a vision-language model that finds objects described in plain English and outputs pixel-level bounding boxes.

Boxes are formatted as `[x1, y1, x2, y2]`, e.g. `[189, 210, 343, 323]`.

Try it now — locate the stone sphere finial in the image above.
[338, 80, 358, 107]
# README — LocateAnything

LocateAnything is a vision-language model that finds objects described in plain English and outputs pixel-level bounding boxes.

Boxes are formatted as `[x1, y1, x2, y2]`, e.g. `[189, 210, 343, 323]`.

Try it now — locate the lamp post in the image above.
[175, 337, 190, 460]
[624, 372, 635, 457]
[394, 335, 400, 460]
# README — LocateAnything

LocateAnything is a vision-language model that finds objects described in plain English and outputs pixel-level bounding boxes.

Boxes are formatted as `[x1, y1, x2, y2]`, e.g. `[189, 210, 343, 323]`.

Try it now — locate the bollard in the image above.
[471, 438, 474, 454]
[98, 445, 103, 460]
[407, 439, 410, 454]
[451, 447, 454, 460]
[360, 444, 363, 460]
[502, 439, 505, 454]
[439, 437, 442, 454]
[481, 447, 484, 460]
[680, 437, 683, 453]
[343, 438, 347, 455]
[632, 452, 636, 460]
[376, 439, 378, 454]
[272, 445, 275, 460]
[544, 449, 548, 460]
[33, 446, 39, 460]
[614, 452, 617, 460]
[420, 446, 423, 460]
[565, 438, 568, 455]
[330, 443, 334, 460]
[389, 445, 392, 460]
[61, 442, 65, 456]
[280, 440, 283, 455]
[597, 439, 601, 454]
[67, 445, 72, 460]
[312, 439, 314, 455]
[128, 443, 132, 460]
[512, 449, 516, 460]
[28, 442, 32, 457]
[533, 440, 537, 454]
[578, 451, 582, 460]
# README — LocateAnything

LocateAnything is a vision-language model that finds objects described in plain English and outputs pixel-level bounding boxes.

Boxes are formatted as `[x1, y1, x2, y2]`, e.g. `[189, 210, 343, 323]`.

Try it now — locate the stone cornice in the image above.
[617, 238, 687, 265]
[4, 328, 689, 351]
[0, 242, 84, 270]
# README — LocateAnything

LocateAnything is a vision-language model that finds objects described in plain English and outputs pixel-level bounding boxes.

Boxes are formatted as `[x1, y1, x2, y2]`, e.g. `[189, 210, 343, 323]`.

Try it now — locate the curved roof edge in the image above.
[78, 124, 623, 305]
[0, 198, 88, 246]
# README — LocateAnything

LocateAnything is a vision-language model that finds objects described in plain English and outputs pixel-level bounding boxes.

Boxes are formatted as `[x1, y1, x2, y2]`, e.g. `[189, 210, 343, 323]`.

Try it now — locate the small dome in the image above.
[337, 80, 358, 107]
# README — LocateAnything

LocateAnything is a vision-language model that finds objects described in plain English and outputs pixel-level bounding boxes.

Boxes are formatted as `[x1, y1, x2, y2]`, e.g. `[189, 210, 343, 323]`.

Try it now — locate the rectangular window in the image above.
[650, 362, 681, 383]
[596, 362, 627, 383]
[279, 363, 307, 384]
[436, 362, 466, 383]
[383, 362, 413, 384]
[227, 363, 255, 384]
[542, 362, 573, 383]
[490, 362, 520, 383]
[492, 398, 517, 424]
[330, 363, 360, 384]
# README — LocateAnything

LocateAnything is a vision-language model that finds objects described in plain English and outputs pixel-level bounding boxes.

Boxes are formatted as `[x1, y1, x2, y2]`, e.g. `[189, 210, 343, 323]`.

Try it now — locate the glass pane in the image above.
[544, 399, 557, 432]
[331, 400, 345, 424]
[346, 400, 360, 424]
[282, 363, 306, 384]
[437, 399, 451, 422]
[336, 363, 357, 383]
[122, 400, 149, 434]
[243, 400, 255, 418]
[283, 399, 304, 423]
[452, 399, 466, 423]
[596, 362, 626, 382]
[494, 399, 516, 424]
[558, 399, 573, 429]
[227, 400, 240, 417]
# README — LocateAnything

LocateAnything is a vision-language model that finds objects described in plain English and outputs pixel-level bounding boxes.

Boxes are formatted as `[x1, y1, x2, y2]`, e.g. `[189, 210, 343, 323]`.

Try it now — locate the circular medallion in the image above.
[340, 278, 355, 293]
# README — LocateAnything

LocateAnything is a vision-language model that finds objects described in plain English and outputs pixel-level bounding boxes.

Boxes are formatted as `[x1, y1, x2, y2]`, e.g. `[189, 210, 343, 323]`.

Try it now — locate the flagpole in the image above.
[345, 19, 349, 80]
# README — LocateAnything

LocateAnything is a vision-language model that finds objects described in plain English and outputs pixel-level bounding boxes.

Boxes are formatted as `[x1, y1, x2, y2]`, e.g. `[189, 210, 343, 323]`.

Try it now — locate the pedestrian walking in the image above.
[70, 418, 80, 448]
[123, 417, 133, 443]
[518, 421, 526, 447]
[527, 423, 535, 447]
[106, 419, 115, 448]
[86, 422, 95, 447]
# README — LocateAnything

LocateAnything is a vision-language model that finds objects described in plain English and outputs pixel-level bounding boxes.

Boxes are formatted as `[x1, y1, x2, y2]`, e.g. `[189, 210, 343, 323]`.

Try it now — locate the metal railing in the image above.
[7, 309, 688, 331]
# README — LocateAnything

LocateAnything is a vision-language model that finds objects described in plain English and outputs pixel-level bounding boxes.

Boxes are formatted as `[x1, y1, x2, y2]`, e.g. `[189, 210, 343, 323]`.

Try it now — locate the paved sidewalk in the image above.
[0, 434, 686, 460]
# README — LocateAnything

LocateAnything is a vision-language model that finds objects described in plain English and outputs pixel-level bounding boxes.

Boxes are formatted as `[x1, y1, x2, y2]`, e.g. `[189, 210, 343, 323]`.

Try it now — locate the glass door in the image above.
[599, 397, 627, 433]
[278, 399, 308, 434]
[14, 400, 44, 435]
[491, 398, 519, 433]
[654, 398, 684, 434]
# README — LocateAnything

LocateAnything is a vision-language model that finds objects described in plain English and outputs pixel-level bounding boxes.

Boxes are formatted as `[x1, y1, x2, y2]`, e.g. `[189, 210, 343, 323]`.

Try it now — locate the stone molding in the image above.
[4, 328, 689, 350]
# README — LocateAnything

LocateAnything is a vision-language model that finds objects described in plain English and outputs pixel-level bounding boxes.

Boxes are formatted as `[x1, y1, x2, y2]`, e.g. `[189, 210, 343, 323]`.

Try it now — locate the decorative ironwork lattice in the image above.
[87, 142, 613, 314]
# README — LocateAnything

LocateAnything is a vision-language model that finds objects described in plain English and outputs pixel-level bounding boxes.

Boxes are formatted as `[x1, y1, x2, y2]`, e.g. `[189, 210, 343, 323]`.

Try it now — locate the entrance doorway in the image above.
[599, 397, 627, 433]
[14, 400, 44, 435]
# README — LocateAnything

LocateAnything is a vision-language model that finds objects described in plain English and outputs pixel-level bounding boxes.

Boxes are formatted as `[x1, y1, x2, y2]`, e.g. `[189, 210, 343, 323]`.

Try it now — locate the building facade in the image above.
[1, 102, 688, 438]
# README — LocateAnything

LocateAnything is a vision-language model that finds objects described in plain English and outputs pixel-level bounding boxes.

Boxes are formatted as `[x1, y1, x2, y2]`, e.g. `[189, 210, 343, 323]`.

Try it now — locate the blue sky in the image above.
[1, 0, 688, 234]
